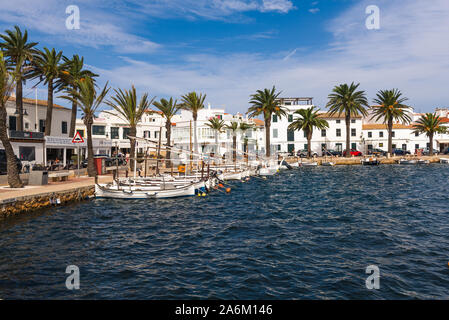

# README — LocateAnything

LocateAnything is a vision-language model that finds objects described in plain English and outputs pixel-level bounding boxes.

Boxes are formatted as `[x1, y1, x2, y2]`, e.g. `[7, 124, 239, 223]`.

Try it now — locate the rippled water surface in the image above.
[1, 165, 449, 299]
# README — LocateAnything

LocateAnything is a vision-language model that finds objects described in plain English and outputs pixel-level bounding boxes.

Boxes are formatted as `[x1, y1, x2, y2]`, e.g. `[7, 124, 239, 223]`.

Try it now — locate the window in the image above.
[427, 142, 430, 149]
[155, 131, 159, 139]
[321, 143, 327, 151]
[92, 125, 105, 135]
[402, 144, 407, 150]
[335, 143, 342, 151]
[351, 119, 356, 124]
[273, 129, 278, 138]
[19, 146, 35, 161]
[288, 114, 293, 122]
[336, 128, 341, 137]
[123, 128, 130, 139]
[351, 143, 357, 150]
[287, 129, 294, 141]
[379, 143, 384, 148]
[304, 144, 308, 150]
[76, 129, 84, 137]
[368, 131, 372, 138]
[277, 145, 281, 151]
[351, 128, 356, 137]
[379, 131, 384, 138]
[8, 116, 17, 131]
[25, 122, 29, 130]
[288, 144, 295, 153]
[273, 115, 278, 123]
[143, 130, 150, 139]
[415, 132, 419, 137]
[392, 144, 396, 149]
[336, 120, 341, 124]
[303, 130, 307, 138]
[321, 129, 326, 137]
[39, 119, 46, 133]
[415, 144, 420, 150]
[111, 127, 119, 139]
[62, 121, 68, 134]
[392, 131, 395, 138]
[368, 144, 373, 150]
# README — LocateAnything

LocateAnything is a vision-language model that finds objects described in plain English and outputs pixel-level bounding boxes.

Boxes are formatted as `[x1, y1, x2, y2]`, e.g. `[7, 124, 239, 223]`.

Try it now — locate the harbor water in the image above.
[1, 165, 448, 299]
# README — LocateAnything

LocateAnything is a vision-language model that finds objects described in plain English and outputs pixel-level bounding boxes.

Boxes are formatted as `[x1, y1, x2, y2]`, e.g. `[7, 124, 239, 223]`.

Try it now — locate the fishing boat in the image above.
[299, 161, 318, 167]
[361, 158, 380, 166]
[95, 182, 197, 199]
[417, 159, 430, 165]
[398, 158, 418, 165]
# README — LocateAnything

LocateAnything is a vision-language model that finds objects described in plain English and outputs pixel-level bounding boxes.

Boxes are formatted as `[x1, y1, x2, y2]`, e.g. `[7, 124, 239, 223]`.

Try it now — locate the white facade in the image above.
[270, 98, 363, 155]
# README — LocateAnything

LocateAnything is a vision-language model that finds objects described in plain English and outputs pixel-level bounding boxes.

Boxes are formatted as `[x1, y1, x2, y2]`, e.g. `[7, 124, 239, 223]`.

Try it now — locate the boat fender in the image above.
[226, 188, 231, 193]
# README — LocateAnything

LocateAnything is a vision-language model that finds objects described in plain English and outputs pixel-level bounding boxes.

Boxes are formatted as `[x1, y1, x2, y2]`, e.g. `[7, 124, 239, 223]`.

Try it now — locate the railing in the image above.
[9, 131, 44, 139]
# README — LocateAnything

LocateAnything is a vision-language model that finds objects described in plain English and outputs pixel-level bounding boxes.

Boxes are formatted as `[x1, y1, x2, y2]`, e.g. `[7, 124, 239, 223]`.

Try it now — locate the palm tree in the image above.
[206, 117, 225, 156]
[60, 77, 109, 177]
[288, 107, 329, 158]
[247, 86, 286, 157]
[30, 48, 63, 136]
[413, 113, 447, 156]
[153, 97, 181, 167]
[105, 86, 154, 170]
[239, 122, 253, 154]
[326, 82, 368, 157]
[0, 52, 23, 187]
[0, 26, 38, 131]
[180, 92, 206, 154]
[58, 55, 98, 137]
[371, 89, 411, 155]
[225, 121, 239, 163]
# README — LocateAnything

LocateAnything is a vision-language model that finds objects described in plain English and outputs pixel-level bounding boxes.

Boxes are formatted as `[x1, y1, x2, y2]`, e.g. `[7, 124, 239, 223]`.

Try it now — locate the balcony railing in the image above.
[9, 130, 44, 139]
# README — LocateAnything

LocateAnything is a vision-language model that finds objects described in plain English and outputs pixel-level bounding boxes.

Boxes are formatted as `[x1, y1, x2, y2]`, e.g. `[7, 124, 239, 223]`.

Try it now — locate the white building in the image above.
[76, 108, 167, 156]
[171, 104, 265, 160]
[270, 97, 363, 155]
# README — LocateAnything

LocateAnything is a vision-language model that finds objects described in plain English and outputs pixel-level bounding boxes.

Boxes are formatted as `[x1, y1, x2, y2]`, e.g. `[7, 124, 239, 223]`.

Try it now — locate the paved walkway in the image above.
[0, 175, 113, 202]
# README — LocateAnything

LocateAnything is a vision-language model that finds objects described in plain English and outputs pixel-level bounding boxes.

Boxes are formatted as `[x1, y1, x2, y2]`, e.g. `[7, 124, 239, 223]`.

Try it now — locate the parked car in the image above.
[0, 149, 23, 175]
[343, 149, 363, 157]
[322, 149, 342, 157]
[392, 149, 411, 156]
[297, 149, 318, 158]
[368, 148, 387, 156]
[422, 148, 439, 155]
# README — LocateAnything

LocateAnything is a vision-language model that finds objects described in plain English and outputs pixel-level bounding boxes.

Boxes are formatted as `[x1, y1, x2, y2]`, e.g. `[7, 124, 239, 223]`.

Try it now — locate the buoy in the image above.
[219, 184, 224, 188]
[226, 188, 231, 193]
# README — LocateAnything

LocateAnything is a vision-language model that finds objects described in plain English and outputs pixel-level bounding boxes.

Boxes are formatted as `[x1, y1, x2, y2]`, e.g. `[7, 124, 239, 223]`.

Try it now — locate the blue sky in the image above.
[1, 0, 449, 114]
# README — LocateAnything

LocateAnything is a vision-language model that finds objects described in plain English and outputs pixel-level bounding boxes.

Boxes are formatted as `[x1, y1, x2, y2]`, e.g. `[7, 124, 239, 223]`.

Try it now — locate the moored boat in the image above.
[361, 158, 380, 166]
[398, 158, 418, 165]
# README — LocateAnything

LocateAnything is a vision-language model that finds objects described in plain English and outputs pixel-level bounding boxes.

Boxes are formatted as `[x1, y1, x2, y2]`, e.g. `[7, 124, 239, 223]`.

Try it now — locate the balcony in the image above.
[9, 130, 44, 140]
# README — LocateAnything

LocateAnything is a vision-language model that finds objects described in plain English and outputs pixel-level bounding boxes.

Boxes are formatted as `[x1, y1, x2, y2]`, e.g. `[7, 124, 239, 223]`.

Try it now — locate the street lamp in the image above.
[14, 109, 28, 116]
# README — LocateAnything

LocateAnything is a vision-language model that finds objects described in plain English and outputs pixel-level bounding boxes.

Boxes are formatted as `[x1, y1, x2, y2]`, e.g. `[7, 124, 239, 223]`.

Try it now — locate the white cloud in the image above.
[92, 0, 449, 114]
[261, 0, 295, 13]
[309, 8, 320, 14]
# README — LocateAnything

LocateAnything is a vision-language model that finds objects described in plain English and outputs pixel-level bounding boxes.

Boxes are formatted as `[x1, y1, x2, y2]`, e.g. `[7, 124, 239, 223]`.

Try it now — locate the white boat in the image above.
[361, 158, 380, 166]
[95, 182, 197, 199]
[300, 161, 318, 167]
[321, 161, 335, 166]
[222, 171, 243, 181]
[258, 166, 278, 176]
[417, 159, 430, 164]
[398, 159, 418, 165]
[440, 158, 449, 164]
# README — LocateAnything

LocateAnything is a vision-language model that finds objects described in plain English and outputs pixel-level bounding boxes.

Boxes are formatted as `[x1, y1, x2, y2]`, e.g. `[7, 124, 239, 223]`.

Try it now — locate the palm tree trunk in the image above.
[265, 118, 271, 157]
[307, 130, 312, 158]
[233, 134, 237, 163]
[429, 133, 434, 156]
[0, 105, 23, 188]
[345, 114, 351, 158]
[69, 95, 77, 137]
[388, 118, 393, 155]
[129, 126, 137, 171]
[44, 79, 54, 136]
[165, 121, 171, 168]
[193, 115, 198, 154]
[16, 78, 23, 132]
[85, 118, 96, 177]
[215, 131, 219, 156]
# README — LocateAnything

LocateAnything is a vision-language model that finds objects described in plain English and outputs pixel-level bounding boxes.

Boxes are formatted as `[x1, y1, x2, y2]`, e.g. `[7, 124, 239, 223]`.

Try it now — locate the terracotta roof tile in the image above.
[8, 96, 70, 110]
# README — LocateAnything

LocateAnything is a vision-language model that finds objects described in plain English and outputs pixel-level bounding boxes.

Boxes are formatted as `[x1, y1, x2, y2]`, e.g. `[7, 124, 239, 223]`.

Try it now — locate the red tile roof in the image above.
[8, 96, 70, 110]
